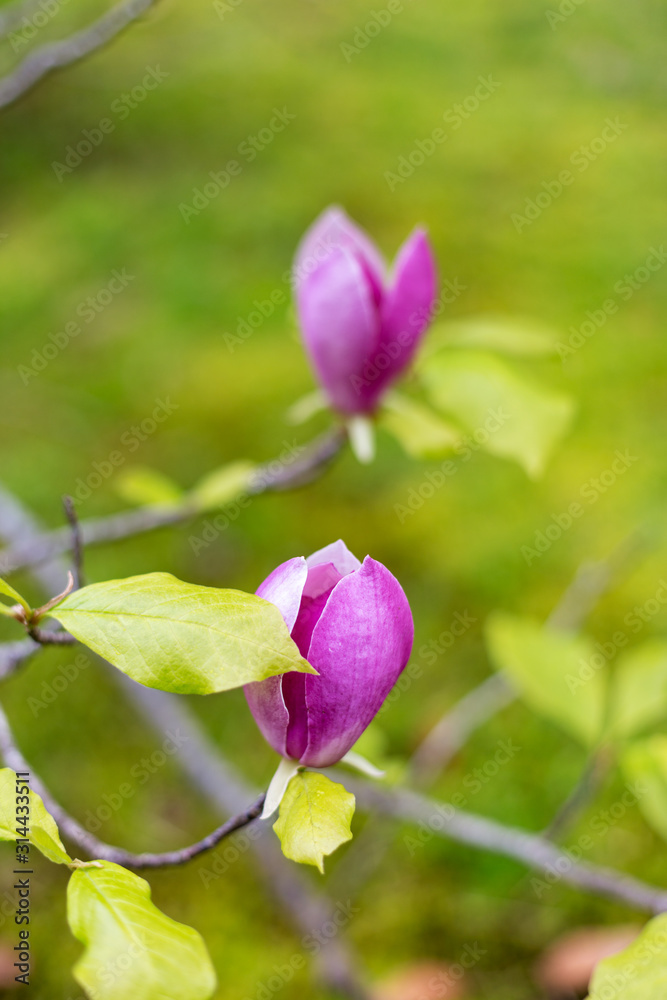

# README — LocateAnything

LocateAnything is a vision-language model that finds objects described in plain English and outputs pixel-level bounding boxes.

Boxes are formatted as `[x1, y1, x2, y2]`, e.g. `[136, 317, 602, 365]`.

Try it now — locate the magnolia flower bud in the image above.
[245, 540, 413, 768]
[294, 206, 438, 415]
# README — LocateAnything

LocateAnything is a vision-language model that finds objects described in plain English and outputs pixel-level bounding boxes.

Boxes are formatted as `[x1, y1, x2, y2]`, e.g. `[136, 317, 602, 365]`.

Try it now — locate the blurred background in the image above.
[1, 0, 666, 996]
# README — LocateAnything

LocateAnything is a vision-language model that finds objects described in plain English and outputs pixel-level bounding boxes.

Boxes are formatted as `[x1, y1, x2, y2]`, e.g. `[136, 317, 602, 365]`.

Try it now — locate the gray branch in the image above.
[0, 427, 346, 576]
[0, 699, 266, 867]
[3, 685, 666, 919]
[349, 780, 667, 916]
[0, 0, 161, 109]
[0, 474, 368, 1000]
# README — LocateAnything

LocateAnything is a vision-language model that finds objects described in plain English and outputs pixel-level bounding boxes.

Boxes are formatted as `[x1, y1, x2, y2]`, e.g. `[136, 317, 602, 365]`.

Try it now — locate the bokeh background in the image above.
[1, 0, 666, 996]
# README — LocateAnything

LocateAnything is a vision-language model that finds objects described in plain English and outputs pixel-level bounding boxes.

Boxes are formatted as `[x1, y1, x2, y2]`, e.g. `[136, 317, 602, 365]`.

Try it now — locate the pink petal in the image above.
[300, 556, 414, 767]
[369, 229, 438, 405]
[244, 557, 308, 757]
[255, 556, 308, 632]
[244, 677, 289, 758]
[297, 247, 381, 414]
[294, 206, 386, 301]
[306, 540, 362, 578]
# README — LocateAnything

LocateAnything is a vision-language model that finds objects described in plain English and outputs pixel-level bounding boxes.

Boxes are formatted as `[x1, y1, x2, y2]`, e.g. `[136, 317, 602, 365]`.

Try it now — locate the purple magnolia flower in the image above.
[245, 540, 414, 768]
[293, 206, 438, 415]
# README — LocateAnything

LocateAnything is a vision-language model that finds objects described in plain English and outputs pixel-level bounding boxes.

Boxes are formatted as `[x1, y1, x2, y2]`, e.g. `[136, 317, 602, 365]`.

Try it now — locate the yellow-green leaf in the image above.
[68, 861, 216, 1000]
[273, 771, 355, 873]
[0, 768, 71, 865]
[608, 641, 667, 739]
[114, 466, 184, 508]
[588, 916, 661, 999]
[47, 573, 315, 695]
[190, 461, 256, 512]
[0, 576, 30, 614]
[427, 316, 559, 358]
[422, 350, 574, 478]
[620, 737, 667, 842]
[380, 393, 462, 458]
[485, 613, 606, 746]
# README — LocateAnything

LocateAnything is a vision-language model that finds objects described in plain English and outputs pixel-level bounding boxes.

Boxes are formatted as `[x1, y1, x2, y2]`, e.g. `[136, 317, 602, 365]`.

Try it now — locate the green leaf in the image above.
[114, 466, 184, 508]
[608, 641, 667, 739]
[379, 393, 462, 458]
[68, 861, 216, 1000]
[421, 350, 574, 478]
[0, 576, 30, 614]
[190, 461, 256, 512]
[485, 613, 606, 746]
[47, 573, 315, 695]
[620, 737, 667, 842]
[587, 915, 661, 999]
[427, 316, 558, 358]
[0, 768, 71, 864]
[273, 771, 355, 873]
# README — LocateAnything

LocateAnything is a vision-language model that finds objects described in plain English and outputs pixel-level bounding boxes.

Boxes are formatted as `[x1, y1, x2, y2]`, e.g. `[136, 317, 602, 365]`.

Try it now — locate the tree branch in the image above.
[0, 0, 161, 109]
[0, 427, 347, 576]
[0, 697, 266, 866]
[0, 638, 39, 681]
[0, 476, 368, 999]
[5, 682, 665, 918]
[349, 780, 667, 916]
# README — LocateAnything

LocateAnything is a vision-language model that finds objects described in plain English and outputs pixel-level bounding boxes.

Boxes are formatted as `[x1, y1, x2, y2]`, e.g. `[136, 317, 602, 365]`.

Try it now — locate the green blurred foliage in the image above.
[0, 0, 666, 995]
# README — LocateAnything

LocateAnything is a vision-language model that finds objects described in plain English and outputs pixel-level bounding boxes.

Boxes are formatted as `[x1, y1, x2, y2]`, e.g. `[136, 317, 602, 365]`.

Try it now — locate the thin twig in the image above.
[62, 495, 84, 589]
[0, 427, 347, 576]
[3, 688, 667, 917]
[27, 626, 76, 645]
[0, 0, 161, 109]
[542, 746, 613, 842]
[0, 477, 368, 999]
[0, 698, 265, 866]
